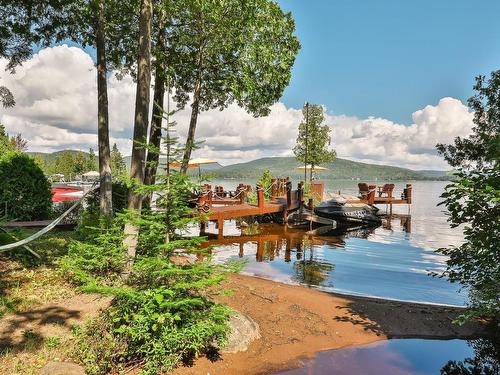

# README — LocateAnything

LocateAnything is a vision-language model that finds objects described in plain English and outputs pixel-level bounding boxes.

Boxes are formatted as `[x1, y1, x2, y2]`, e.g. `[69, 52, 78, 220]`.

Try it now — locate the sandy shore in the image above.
[173, 274, 490, 375]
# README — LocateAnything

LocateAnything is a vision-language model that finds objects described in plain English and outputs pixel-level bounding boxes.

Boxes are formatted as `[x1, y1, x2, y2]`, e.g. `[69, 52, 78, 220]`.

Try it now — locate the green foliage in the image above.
[0, 151, 52, 220]
[436, 71, 500, 321]
[83, 180, 129, 219]
[50, 149, 97, 179]
[438, 168, 500, 319]
[61, 119, 232, 373]
[294, 103, 336, 181]
[0, 124, 27, 153]
[168, 0, 300, 115]
[258, 169, 273, 199]
[110, 143, 127, 177]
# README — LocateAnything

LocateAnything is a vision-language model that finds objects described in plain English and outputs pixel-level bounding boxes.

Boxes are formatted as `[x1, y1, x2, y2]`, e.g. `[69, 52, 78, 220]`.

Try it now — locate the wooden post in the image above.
[271, 178, 277, 200]
[406, 184, 412, 204]
[208, 190, 213, 208]
[308, 198, 313, 210]
[257, 185, 264, 210]
[217, 216, 223, 239]
[286, 181, 292, 209]
[298, 181, 304, 209]
[367, 189, 375, 205]
[256, 239, 264, 262]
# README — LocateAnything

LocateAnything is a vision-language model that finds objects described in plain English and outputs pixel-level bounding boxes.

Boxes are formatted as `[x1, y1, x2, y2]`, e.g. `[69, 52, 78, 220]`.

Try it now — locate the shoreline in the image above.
[173, 274, 490, 375]
[239, 271, 468, 309]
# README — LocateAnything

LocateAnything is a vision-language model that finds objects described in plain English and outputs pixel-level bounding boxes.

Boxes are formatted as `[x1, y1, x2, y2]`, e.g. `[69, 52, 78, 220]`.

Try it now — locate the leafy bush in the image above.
[60, 172, 232, 374]
[0, 151, 52, 220]
[84, 180, 130, 214]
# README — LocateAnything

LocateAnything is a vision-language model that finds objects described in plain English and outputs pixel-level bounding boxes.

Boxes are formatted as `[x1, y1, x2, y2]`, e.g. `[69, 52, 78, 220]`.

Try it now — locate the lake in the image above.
[274, 338, 498, 375]
[202, 180, 467, 306]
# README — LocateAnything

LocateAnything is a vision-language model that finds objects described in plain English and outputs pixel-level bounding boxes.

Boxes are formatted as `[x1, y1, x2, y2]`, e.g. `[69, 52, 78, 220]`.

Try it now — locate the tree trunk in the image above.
[180, 48, 203, 174]
[180, 79, 202, 173]
[123, 0, 153, 278]
[95, 0, 112, 217]
[143, 18, 167, 207]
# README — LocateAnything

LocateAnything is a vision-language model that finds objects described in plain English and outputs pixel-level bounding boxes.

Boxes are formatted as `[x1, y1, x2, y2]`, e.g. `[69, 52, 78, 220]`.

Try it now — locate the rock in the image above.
[39, 361, 85, 375]
[222, 312, 261, 354]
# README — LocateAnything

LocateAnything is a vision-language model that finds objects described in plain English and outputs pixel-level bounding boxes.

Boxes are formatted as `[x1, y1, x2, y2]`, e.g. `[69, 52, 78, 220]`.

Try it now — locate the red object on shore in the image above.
[51, 187, 84, 202]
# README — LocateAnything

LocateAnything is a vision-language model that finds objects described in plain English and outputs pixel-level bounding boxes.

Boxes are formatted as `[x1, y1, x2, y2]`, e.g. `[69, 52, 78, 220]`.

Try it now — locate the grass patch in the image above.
[0, 230, 76, 318]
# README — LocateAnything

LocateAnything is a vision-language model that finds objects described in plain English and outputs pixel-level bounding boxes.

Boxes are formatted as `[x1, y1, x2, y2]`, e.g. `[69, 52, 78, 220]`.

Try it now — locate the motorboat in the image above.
[314, 194, 381, 225]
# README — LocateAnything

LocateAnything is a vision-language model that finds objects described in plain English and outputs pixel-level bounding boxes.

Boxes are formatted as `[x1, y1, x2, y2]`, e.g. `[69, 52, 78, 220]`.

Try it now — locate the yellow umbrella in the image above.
[168, 158, 218, 179]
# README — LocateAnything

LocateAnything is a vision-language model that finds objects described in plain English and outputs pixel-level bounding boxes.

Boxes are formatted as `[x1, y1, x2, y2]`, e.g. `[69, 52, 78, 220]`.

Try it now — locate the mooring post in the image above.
[406, 184, 412, 204]
[298, 181, 304, 209]
[257, 184, 264, 210]
[217, 216, 224, 239]
[285, 181, 292, 208]
[367, 187, 375, 205]
[271, 178, 277, 200]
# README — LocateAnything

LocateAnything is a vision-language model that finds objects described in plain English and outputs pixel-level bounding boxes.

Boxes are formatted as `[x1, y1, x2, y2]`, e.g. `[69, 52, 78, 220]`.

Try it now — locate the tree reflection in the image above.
[292, 239, 334, 286]
[440, 332, 500, 375]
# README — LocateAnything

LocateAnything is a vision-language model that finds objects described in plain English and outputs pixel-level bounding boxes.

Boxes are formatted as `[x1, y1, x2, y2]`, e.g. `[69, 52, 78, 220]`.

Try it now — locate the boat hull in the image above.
[314, 200, 381, 225]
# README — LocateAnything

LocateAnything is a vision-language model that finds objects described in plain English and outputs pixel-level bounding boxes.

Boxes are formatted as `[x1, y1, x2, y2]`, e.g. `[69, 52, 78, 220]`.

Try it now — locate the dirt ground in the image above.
[0, 273, 489, 375]
[0, 294, 111, 374]
[172, 274, 490, 375]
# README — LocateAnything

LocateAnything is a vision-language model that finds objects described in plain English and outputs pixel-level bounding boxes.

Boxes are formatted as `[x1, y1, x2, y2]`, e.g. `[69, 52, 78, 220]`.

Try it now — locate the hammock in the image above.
[0, 182, 99, 252]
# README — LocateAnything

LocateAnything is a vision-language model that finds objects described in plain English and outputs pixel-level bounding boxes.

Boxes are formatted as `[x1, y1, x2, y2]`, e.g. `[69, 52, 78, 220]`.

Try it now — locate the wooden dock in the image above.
[196, 179, 303, 238]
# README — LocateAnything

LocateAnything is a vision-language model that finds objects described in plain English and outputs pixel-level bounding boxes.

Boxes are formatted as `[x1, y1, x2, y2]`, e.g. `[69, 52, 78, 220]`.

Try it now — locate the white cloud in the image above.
[0, 45, 474, 169]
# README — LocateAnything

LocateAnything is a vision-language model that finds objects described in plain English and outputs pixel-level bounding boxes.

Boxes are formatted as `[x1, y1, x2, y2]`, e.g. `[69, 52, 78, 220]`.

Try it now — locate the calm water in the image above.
[204, 180, 467, 306]
[275, 338, 499, 375]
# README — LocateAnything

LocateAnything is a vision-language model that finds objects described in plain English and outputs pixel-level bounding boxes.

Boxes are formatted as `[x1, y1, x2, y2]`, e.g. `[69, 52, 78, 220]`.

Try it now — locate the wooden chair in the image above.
[378, 183, 395, 198]
[214, 185, 225, 198]
[358, 183, 369, 199]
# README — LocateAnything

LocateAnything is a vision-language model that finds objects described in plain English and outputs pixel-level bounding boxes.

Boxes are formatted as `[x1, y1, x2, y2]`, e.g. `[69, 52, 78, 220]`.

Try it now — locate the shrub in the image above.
[0, 151, 52, 220]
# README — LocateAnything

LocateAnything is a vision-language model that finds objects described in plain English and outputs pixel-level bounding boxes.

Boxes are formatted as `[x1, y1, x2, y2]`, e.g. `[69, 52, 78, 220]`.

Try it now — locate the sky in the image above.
[1, 0, 499, 170]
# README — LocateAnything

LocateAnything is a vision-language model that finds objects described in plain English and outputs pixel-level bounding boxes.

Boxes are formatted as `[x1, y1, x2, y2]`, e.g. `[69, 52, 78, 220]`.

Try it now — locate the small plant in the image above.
[46, 336, 61, 349]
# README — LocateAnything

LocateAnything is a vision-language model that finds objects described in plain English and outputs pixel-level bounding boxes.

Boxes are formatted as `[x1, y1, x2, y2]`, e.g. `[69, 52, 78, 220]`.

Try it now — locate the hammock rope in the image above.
[0, 182, 99, 252]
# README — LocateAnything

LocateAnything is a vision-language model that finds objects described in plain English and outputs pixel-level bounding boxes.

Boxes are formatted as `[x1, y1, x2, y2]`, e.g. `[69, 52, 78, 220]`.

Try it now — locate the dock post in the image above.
[367, 188, 375, 205]
[217, 216, 224, 239]
[298, 181, 304, 210]
[286, 181, 292, 209]
[257, 185, 264, 210]
[271, 179, 277, 200]
[406, 184, 412, 204]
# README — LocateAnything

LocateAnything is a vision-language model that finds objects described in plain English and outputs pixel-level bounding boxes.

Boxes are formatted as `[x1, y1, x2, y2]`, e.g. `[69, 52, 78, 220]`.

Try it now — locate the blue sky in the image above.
[278, 0, 500, 123]
[0, 1, 491, 168]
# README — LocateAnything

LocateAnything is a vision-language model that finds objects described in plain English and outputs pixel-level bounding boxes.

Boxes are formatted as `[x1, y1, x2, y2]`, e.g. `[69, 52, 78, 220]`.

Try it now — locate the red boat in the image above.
[51, 186, 84, 202]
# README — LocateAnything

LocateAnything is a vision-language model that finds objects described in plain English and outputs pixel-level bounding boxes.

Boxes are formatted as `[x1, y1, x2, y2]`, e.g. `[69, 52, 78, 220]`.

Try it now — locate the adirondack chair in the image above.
[378, 183, 395, 198]
[358, 183, 369, 199]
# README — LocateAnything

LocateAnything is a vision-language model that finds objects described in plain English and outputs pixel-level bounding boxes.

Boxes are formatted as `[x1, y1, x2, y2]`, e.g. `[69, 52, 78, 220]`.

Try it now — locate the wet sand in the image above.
[173, 274, 490, 375]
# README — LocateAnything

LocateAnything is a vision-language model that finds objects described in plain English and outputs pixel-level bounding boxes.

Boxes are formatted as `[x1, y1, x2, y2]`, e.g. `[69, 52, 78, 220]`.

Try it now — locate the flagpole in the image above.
[304, 102, 309, 183]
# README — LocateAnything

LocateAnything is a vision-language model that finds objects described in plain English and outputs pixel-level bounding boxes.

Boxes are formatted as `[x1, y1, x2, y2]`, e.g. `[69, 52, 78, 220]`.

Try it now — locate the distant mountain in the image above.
[122, 156, 223, 171]
[209, 157, 450, 181]
[28, 151, 450, 180]
[415, 169, 451, 179]
[28, 150, 90, 163]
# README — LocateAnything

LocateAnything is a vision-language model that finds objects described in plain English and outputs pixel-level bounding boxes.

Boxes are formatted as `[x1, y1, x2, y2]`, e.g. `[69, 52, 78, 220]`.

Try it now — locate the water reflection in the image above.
[203, 216, 466, 305]
[274, 338, 500, 375]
